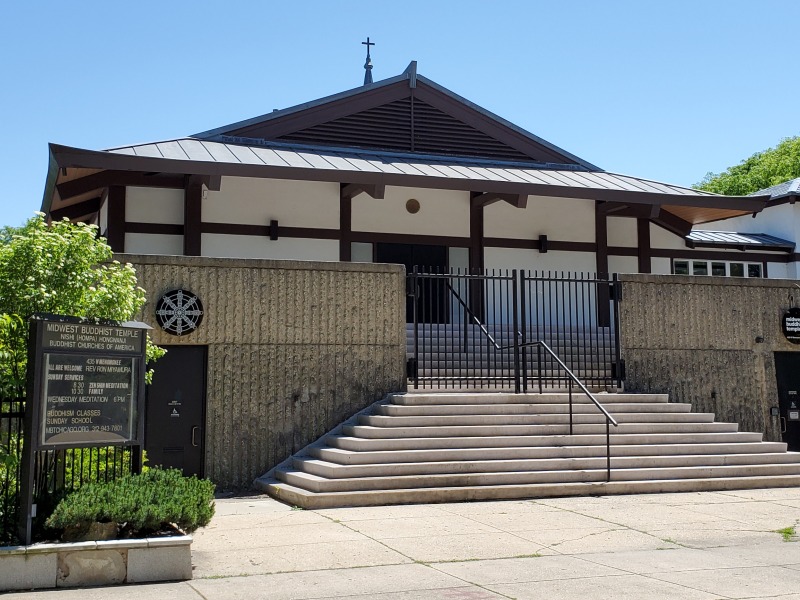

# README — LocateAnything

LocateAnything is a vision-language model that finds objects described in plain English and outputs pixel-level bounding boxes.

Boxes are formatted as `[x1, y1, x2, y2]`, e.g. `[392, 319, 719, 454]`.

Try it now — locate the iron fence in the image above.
[407, 269, 622, 391]
[0, 396, 136, 545]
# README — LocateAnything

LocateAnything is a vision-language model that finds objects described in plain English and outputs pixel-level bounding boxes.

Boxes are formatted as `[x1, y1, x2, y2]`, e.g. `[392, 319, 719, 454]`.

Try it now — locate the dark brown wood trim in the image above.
[483, 237, 596, 253]
[341, 183, 385, 200]
[471, 192, 527, 209]
[413, 84, 584, 167]
[106, 186, 126, 252]
[351, 231, 470, 247]
[57, 170, 186, 201]
[184, 175, 203, 256]
[637, 218, 651, 274]
[50, 197, 101, 221]
[470, 193, 485, 272]
[595, 202, 609, 276]
[339, 190, 352, 261]
[200, 222, 340, 240]
[126, 222, 185, 235]
[685, 239, 795, 253]
[595, 202, 611, 325]
[607, 246, 639, 257]
[225, 81, 411, 140]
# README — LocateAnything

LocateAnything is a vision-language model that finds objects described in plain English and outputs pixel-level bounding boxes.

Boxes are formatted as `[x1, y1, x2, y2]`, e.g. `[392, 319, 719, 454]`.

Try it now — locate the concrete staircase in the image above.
[256, 391, 800, 509]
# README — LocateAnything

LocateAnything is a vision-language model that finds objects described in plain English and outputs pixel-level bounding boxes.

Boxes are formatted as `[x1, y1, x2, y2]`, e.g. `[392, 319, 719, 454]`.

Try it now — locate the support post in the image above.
[184, 175, 203, 256]
[106, 186, 126, 253]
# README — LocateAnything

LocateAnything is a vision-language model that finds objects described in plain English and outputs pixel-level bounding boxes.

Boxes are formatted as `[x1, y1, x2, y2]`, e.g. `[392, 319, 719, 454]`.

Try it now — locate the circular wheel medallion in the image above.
[155, 289, 204, 336]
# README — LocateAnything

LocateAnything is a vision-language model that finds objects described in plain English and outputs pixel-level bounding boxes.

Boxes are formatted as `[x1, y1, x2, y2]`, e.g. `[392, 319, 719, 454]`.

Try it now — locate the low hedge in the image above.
[45, 468, 215, 537]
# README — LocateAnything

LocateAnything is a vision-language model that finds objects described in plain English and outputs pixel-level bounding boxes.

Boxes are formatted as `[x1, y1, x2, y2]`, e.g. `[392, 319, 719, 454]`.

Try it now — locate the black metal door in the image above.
[376, 243, 448, 323]
[145, 345, 207, 476]
[775, 352, 800, 451]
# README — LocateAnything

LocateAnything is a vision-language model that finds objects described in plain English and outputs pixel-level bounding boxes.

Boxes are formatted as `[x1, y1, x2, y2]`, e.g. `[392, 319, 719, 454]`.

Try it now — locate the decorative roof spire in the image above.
[362, 37, 375, 85]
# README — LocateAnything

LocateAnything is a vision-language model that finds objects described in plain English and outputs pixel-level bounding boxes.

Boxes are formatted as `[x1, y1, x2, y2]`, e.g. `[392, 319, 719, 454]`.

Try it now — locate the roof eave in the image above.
[45, 144, 769, 217]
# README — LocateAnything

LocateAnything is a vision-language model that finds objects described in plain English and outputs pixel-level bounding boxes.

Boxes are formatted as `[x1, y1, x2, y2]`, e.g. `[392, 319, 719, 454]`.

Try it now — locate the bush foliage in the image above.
[45, 468, 215, 536]
[695, 136, 800, 196]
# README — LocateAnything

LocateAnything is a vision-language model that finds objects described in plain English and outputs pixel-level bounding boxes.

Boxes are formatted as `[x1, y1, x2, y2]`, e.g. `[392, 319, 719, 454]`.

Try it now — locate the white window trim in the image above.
[672, 259, 763, 278]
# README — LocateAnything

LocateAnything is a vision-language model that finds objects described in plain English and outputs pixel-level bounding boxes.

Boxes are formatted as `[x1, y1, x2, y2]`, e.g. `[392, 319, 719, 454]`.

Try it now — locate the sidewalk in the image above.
[10, 487, 800, 599]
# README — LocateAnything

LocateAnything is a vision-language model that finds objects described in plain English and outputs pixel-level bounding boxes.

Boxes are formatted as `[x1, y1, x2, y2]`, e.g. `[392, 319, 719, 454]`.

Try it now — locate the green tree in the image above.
[0, 213, 164, 393]
[695, 136, 800, 196]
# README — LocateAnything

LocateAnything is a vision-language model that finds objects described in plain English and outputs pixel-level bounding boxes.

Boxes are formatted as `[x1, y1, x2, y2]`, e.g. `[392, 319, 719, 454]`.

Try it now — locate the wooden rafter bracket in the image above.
[470, 192, 527, 208]
[340, 182, 385, 200]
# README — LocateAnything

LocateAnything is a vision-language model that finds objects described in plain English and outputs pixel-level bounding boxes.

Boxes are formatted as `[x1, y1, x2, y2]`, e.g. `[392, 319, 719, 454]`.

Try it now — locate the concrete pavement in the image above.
[9, 487, 800, 599]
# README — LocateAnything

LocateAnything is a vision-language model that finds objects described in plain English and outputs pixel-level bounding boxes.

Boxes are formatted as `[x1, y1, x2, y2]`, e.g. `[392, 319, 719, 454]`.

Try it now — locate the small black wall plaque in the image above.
[155, 289, 204, 336]
[783, 307, 800, 345]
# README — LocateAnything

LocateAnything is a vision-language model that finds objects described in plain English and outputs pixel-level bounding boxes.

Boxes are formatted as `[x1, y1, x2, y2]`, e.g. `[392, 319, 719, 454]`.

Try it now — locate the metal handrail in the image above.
[439, 277, 618, 481]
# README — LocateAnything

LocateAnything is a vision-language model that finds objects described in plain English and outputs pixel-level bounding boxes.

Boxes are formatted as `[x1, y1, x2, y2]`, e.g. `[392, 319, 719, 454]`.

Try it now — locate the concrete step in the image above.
[312, 441, 789, 465]
[257, 474, 800, 509]
[377, 402, 689, 416]
[330, 431, 763, 451]
[343, 422, 738, 439]
[278, 462, 800, 493]
[295, 452, 800, 479]
[360, 413, 711, 427]
[389, 393, 669, 405]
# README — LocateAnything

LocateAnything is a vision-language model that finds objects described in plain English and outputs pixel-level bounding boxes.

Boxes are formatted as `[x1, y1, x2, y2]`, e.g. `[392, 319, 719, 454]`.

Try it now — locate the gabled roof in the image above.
[749, 177, 800, 201]
[193, 62, 601, 170]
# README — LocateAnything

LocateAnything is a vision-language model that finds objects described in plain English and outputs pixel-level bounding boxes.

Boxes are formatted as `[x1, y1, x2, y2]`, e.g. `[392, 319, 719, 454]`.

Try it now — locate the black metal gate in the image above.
[407, 269, 623, 391]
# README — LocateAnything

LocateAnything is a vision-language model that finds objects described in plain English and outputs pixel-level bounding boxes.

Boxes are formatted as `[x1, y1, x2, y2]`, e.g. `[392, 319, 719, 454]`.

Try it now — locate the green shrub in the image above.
[45, 468, 215, 536]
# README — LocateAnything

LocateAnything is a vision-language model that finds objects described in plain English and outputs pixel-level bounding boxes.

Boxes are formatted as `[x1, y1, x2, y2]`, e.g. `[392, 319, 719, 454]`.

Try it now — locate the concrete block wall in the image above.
[120, 255, 406, 488]
[619, 274, 800, 441]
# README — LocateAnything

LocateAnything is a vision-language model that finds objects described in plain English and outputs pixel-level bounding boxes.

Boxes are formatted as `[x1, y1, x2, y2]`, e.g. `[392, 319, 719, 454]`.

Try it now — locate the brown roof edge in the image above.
[44, 143, 770, 216]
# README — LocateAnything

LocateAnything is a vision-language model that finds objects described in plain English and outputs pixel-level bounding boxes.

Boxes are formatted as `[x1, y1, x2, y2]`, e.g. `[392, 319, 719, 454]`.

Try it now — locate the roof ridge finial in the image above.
[362, 37, 375, 85]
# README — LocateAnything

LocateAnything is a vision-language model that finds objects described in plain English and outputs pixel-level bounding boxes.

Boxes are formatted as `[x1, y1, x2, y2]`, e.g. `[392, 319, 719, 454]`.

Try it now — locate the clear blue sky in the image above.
[1, 0, 798, 228]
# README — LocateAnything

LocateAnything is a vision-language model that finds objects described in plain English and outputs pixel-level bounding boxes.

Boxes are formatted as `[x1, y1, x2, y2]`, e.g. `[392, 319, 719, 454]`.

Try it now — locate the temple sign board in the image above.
[18, 314, 150, 544]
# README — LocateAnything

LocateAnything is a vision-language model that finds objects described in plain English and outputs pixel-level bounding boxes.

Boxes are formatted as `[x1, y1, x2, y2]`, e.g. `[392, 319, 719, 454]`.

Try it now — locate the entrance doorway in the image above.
[376, 243, 448, 323]
[775, 352, 800, 451]
[145, 345, 207, 476]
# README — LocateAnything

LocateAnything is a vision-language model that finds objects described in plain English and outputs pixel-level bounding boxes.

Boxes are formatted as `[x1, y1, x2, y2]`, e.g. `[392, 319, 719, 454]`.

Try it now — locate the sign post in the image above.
[18, 314, 150, 545]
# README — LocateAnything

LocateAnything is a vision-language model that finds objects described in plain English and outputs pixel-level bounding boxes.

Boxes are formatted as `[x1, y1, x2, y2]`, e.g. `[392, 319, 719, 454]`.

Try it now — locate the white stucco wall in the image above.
[126, 187, 184, 224]
[712, 204, 799, 245]
[650, 222, 687, 250]
[352, 186, 469, 237]
[125, 233, 183, 255]
[609, 255, 639, 274]
[204, 177, 340, 229]
[652, 257, 672, 275]
[607, 217, 637, 248]
[201, 233, 338, 261]
[484, 196, 595, 243]
[484, 247, 596, 274]
[351, 242, 373, 263]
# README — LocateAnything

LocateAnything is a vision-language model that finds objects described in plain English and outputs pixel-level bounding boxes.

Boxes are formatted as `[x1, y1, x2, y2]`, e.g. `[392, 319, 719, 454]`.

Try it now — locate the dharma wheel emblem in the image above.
[155, 289, 204, 336]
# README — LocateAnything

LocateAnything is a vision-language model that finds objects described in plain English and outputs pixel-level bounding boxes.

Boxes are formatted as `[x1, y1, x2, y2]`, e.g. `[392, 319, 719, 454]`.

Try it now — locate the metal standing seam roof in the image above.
[687, 230, 795, 250]
[104, 137, 721, 199]
[748, 177, 800, 199]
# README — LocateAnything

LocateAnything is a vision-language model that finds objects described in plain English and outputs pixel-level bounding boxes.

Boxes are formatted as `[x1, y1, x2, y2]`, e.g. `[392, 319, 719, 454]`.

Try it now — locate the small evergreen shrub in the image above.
[45, 468, 215, 537]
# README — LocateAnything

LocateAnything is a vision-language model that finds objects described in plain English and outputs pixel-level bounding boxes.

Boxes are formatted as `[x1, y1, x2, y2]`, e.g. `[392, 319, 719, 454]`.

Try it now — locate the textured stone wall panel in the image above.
[620, 274, 799, 441]
[120, 255, 406, 489]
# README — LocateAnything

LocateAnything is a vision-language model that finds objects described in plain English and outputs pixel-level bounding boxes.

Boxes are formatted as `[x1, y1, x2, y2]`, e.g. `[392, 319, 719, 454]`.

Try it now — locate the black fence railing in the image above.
[0, 397, 24, 545]
[0, 396, 136, 545]
[407, 269, 622, 391]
